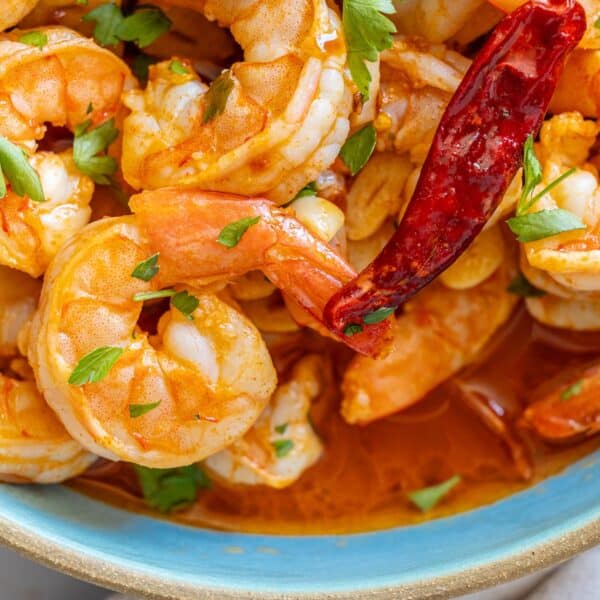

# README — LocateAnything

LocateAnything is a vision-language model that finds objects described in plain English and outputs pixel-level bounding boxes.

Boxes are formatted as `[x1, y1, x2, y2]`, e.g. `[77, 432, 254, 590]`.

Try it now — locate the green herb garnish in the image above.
[274, 423, 288, 435]
[408, 475, 462, 513]
[169, 59, 190, 75]
[363, 306, 394, 324]
[131, 253, 160, 282]
[129, 401, 161, 418]
[203, 70, 234, 124]
[68, 346, 123, 385]
[343, 323, 363, 337]
[73, 118, 119, 184]
[340, 123, 376, 176]
[294, 182, 318, 199]
[272, 439, 294, 458]
[0, 137, 44, 202]
[132, 289, 176, 302]
[132, 52, 159, 84]
[507, 274, 546, 298]
[561, 380, 583, 401]
[507, 209, 585, 243]
[217, 216, 260, 248]
[342, 0, 396, 101]
[83, 2, 124, 46]
[134, 464, 211, 513]
[171, 290, 199, 320]
[19, 31, 48, 49]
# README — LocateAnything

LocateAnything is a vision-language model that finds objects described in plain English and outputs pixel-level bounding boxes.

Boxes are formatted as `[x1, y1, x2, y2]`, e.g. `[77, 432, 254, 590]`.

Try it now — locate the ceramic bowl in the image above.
[0, 449, 597, 599]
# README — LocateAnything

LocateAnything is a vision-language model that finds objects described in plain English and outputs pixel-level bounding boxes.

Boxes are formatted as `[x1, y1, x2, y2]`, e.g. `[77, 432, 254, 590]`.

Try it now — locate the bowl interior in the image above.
[0, 450, 598, 599]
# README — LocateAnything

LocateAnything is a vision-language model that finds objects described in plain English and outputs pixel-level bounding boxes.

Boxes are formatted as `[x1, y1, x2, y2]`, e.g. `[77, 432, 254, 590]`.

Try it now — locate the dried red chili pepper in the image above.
[324, 0, 586, 336]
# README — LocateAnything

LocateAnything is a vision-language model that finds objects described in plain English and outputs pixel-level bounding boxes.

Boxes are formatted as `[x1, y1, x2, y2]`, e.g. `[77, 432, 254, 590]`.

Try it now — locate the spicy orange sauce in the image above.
[71, 307, 600, 534]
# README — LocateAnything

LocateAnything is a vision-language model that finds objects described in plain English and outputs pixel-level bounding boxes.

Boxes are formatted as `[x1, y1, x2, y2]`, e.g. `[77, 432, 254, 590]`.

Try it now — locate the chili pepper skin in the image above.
[324, 0, 586, 337]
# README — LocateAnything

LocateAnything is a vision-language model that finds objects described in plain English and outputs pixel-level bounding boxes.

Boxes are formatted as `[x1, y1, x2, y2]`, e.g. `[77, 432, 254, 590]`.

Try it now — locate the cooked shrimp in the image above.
[341, 264, 516, 424]
[205, 355, 323, 488]
[0, 151, 93, 277]
[0, 28, 134, 275]
[0, 0, 39, 31]
[376, 36, 471, 164]
[28, 217, 278, 467]
[0, 373, 96, 483]
[392, 0, 486, 43]
[121, 0, 351, 203]
[129, 188, 390, 357]
[0, 266, 40, 357]
[520, 113, 600, 294]
[522, 361, 600, 442]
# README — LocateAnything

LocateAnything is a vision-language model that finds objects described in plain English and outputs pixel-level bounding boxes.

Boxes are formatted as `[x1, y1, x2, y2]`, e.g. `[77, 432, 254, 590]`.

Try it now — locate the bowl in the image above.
[0, 450, 597, 599]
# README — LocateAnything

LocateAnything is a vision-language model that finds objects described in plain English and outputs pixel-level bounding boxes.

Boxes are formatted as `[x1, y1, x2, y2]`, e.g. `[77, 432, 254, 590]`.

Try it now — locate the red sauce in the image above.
[71, 307, 600, 534]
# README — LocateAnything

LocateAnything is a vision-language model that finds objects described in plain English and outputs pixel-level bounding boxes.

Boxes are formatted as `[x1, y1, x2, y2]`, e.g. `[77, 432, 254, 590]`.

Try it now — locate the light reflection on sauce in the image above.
[71, 307, 600, 534]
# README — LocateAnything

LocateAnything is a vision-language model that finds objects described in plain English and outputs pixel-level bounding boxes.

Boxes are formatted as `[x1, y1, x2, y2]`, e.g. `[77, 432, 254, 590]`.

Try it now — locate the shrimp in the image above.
[121, 0, 352, 203]
[522, 361, 600, 443]
[0, 374, 96, 483]
[0, 266, 40, 357]
[205, 355, 323, 489]
[391, 0, 486, 43]
[376, 36, 471, 165]
[28, 216, 278, 468]
[0, 0, 39, 31]
[520, 113, 600, 295]
[341, 264, 516, 424]
[0, 27, 135, 275]
[129, 188, 390, 357]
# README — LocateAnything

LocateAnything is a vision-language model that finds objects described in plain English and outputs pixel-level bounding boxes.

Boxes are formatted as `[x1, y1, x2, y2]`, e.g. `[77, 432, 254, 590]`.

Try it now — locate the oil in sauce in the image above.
[71, 307, 600, 534]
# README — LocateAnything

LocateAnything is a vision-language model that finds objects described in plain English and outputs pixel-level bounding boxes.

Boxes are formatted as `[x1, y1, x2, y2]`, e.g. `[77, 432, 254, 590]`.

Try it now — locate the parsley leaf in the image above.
[131, 52, 159, 84]
[272, 439, 294, 458]
[217, 216, 260, 248]
[132, 289, 176, 302]
[408, 475, 462, 512]
[116, 7, 172, 48]
[203, 71, 234, 124]
[171, 290, 199, 320]
[507, 274, 546, 298]
[507, 209, 585, 243]
[274, 423, 288, 435]
[561, 380, 583, 401]
[0, 137, 44, 202]
[340, 123, 376, 176]
[294, 181, 318, 200]
[129, 400, 161, 418]
[134, 464, 211, 513]
[169, 59, 190, 75]
[132, 253, 160, 282]
[363, 306, 394, 324]
[342, 0, 396, 100]
[68, 346, 123, 385]
[83, 2, 124, 46]
[344, 323, 363, 337]
[19, 31, 48, 49]
[518, 135, 543, 215]
[73, 118, 119, 184]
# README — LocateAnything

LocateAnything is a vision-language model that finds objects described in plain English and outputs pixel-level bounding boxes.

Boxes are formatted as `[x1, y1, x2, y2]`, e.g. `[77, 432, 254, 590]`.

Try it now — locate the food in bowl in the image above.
[0, 0, 598, 535]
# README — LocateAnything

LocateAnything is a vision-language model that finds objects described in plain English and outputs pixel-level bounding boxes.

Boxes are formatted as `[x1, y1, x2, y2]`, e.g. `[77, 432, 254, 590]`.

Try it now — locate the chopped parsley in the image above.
[131, 52, 159, 84]
[131, 253, 160, 282]
[507, 273, 546, 298]
[132, 289, 176, 302]
[171, 290, 199, 320]
[343, 323, 363, 337]
[203, 70, 234, 124]
[363, 306, 394, 324]
[408, 475, 462, 513]
[129, 401, 161, 418]
[83, 2, 123, 46]
[274, 423, 288, 435]
[68, 346, 124, 385]
[0, 137, 44, 202]
[340, 123, 376, 176]
[272, 439, 294, 458]
[342, 0, 396, 100]
[134, 464, 211, 513]
[294, 181, 318, 200]
[73, 118, 119, 185]
[19, 31, 48, 49]
[507, 135, 582, 243]
[561, 380, 583, 401]
[169, 59, 190, 75]
[217, 216, 260, 248]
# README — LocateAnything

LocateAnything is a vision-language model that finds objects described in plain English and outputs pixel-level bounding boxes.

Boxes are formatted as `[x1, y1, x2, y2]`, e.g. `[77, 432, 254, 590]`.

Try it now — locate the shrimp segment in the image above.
[206, 355, 323, 489]
[28, 217, 277, 468]
[129, 189, 391, 357]
[0, 0, 39, 31]
[122, 0, 351, 203]
[523, 362, 600, 442]
[0, 375, 95, 484]
[341, 265, 516, 424]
